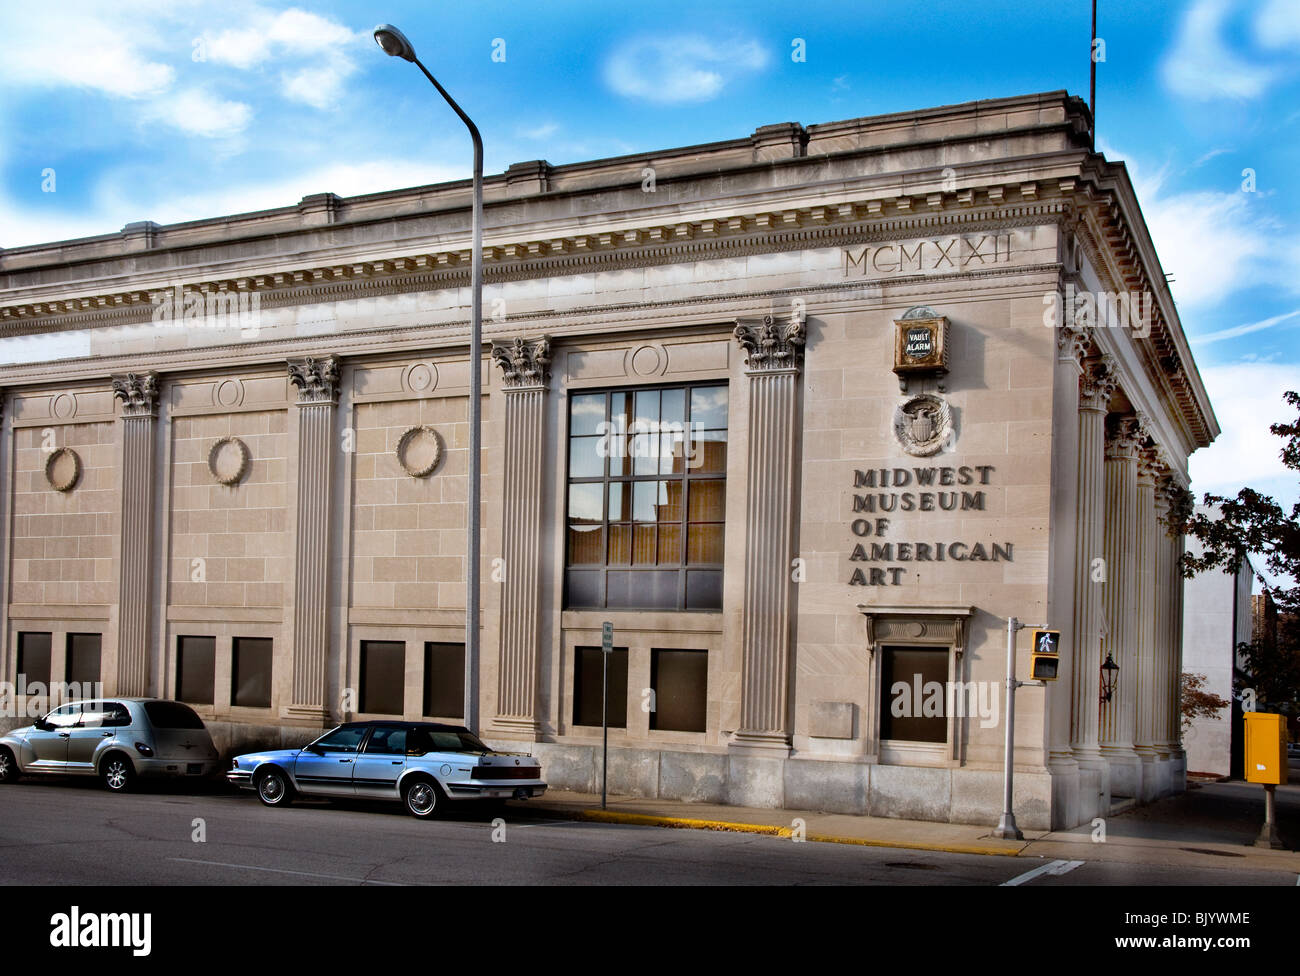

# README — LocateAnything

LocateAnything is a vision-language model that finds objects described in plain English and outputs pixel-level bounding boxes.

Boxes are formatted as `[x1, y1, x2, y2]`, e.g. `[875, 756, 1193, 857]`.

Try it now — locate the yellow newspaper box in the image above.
[1243, 712, 1288, 785]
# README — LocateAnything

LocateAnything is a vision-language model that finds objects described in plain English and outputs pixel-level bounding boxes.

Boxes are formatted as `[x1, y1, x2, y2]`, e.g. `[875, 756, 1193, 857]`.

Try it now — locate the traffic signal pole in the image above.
[993, 617, 1048, 841]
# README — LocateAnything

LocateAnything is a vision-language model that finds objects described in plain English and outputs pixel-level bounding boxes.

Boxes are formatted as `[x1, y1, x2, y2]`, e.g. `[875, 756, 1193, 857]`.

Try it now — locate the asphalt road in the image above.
[0, 779, 1295, 886]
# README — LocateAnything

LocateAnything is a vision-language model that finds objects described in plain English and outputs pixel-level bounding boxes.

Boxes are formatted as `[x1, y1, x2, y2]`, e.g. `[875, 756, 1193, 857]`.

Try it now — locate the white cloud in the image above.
[144, 88, 253, 138]
[1162, 0, 1300, 100]
[281, 59, 357, 110]
[604, 35, 767, 103]
[519, 122, 559, 141]
[1191, 362, 1298, 490]
[0, 6, 175, 98]
[1192, 309, 1300, 344]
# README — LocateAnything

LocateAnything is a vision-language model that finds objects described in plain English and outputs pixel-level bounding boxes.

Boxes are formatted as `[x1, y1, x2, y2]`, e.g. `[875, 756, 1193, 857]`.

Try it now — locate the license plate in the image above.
[186, 763, 203, 775]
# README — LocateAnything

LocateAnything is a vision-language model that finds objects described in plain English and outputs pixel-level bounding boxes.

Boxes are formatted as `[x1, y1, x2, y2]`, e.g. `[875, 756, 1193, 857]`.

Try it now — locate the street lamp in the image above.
[374, 23, 483, 735]
[1099, 652, 1119, 704]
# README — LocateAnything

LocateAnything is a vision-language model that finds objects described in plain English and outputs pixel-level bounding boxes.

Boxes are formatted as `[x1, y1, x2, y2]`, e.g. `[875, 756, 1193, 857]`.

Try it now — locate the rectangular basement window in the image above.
[572, 645, 628, 729]
[360, 640, 405, 715]
[423, 642, 465, 719]
[231, 637, 273, 708]
[17, 632, 52, 686]
[650, 647, 708, 733]
[65, 633, 102, 688]
[176, 635, 216, 705]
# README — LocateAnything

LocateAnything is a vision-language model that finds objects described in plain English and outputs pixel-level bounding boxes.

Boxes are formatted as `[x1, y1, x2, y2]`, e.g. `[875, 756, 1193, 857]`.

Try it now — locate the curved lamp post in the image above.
[374, 24, 483, 734]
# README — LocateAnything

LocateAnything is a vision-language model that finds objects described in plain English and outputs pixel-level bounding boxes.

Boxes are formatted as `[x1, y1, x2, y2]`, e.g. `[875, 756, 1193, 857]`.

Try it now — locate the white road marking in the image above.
[1000, 858, 1085, 886]
[169, 857, 411, 885]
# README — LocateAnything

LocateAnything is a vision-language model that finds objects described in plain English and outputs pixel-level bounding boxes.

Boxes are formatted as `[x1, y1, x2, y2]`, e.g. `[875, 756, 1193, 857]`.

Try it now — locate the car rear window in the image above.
[144, 701, 206, 729]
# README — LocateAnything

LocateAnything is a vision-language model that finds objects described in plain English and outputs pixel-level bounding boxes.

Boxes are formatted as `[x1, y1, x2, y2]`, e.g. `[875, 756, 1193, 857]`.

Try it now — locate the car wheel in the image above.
[403, 777, 441, 819]
[0, 747, 17, 784]
[100, 754, 133, 793]
[255, 767, 293, 807]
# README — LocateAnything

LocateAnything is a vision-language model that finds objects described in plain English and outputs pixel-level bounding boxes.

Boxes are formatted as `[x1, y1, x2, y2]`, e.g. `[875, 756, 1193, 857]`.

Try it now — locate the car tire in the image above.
[0, 747, 17, 784]
[255, 767, 294, 807]
[100, 753, 133, 793]
[402, 777, 441, 819]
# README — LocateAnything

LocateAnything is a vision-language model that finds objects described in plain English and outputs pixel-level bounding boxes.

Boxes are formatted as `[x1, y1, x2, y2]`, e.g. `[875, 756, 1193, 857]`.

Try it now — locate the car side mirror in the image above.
[32, 718, 49, 731]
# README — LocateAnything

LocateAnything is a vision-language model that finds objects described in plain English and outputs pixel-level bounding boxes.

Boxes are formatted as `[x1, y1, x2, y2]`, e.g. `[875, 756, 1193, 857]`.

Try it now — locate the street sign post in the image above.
[601, 621, 612, 810]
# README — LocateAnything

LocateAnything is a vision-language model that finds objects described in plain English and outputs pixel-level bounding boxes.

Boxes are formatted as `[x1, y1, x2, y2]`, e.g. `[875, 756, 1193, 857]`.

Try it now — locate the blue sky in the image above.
[1, 0, 1297, 537]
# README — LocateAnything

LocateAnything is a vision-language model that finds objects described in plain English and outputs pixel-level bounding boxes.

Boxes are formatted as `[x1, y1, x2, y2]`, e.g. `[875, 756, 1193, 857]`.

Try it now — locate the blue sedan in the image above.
[228, 721, 546, 818]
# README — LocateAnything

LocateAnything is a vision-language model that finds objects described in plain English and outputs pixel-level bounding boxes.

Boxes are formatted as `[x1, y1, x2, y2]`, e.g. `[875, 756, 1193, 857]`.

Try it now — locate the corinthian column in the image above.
[731, 312, 805, 753]
[1049, 324, 1090, 781]
[286, 356, 339, 721]
[111, 372, 160, 696]
[1133, 443, 1164, 800]
[1070, 356, 1117, 791]
[489, 336, 551, 738]
[1100, 413, 1145, 798]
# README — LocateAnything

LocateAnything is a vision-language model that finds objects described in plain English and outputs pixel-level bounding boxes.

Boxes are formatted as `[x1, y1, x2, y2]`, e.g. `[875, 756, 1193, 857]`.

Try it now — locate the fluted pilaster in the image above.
[1070, 356, 1117, 769]
[1134, 445, 1163, 798]
[287, 356, 339, 719]
[111, 372, 159, 696]
[732, 313, 805, 752]
[1100, 413, 1144, 795]
[489, 336, 550, 737]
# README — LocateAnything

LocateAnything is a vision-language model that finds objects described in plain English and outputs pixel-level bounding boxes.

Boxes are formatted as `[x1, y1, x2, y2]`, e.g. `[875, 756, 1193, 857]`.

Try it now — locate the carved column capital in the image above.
[734, 312, 806, 373]
[288, 356, 340, 404]
[1056, 324, 1091, 367]
[111, 371, 160, 418]
[491, 336, 552, 390]
[1079, 355, 1119, 412]
[1137, 442, 1168, 486]
[1105, 413, 1148, 459]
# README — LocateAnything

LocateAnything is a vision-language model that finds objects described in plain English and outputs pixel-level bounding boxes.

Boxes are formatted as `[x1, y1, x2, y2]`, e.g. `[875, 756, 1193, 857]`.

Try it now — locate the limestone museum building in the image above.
[0, 91, 1216, 829]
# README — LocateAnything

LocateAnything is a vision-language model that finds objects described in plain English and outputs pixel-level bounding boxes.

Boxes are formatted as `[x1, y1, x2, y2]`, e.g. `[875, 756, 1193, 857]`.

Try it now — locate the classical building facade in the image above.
[0, 91, 1216, 829]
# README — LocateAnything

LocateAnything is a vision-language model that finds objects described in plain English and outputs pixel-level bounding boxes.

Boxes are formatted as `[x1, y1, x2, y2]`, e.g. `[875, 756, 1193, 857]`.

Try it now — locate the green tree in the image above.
[1177, 390, 1300, 710]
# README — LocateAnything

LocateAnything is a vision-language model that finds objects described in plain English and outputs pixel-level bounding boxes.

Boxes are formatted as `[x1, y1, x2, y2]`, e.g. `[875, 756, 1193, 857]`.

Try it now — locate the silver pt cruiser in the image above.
[0, 698, 221, 791]
[228, 720, 546, 818]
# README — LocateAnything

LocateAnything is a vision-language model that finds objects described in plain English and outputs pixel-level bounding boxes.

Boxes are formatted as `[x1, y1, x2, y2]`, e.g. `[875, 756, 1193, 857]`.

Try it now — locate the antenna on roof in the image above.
[1090, 0, 1098, 149]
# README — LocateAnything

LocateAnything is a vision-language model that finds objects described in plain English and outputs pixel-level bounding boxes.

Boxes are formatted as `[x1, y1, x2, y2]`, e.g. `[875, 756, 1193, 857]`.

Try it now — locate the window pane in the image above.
[315, 726, 367, 752]
[568, 482, 603, 523]
[631, 432, 659, 476]
[657, 522, 682, 563]
[568, 523, 606, 565]
[232, 637, 272, 708]
[632, 523, 656, 564]
[361, 640, 405, 715]
[66, 634, 101, 688]
[685, 570, 723, 610]
[565, 570, 602, 608]
[687, 523, 725, 564]
[609, 393, 632, 476]
[660, 388, 684, 426]
[569, 393, 606, 436]
[424, 642, 465, 718]
[879, 646, 949, 743]
[608, 482, 631, 521]
[634, 389, 659, 428]
[18, 632, 52, 686]
[177, 635, 216, 705]
[573, 646, 627, 728]
[632, 480, 665, 522]
[608, 523, 631, 564]
[651, 648, 708, 732]
[688, 480, 726, 521]
[569, 435, 605, 479]
[607, 570, 677, 610]
[690, 386, 728, 429]
[364, 726, 408, 755]
[688, 431, 727, 473]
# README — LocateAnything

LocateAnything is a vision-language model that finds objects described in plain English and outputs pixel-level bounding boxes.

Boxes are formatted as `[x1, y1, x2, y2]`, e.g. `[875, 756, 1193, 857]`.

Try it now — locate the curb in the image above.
[563, 807, 1027, 857]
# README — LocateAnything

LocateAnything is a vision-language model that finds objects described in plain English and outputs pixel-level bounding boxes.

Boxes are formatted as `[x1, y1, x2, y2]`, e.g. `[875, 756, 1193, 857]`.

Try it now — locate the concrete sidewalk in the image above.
[517, 779, 1300, 875]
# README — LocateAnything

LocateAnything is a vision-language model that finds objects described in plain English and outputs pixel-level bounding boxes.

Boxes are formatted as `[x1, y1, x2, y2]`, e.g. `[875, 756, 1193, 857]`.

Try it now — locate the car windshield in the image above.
[409, 729, 492, 755]
[143, 701, 205, 729]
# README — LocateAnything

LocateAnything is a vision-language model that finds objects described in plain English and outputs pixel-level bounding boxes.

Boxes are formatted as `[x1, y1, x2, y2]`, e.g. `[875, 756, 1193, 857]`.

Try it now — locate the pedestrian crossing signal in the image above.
[1030, 629, 1061, 681]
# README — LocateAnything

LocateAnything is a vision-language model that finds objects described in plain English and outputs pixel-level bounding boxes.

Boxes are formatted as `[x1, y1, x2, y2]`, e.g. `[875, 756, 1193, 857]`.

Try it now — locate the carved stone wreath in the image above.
[396, 425, 444, 478]
[44, 447, 82, 492]
[893, 394, 953, 457]
[207, 436, 251, 486]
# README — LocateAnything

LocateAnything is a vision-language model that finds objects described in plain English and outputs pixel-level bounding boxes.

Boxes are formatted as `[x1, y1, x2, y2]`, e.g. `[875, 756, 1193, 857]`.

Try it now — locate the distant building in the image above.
[1180, 519, 1252, 777]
